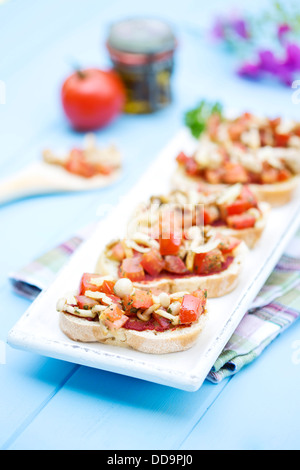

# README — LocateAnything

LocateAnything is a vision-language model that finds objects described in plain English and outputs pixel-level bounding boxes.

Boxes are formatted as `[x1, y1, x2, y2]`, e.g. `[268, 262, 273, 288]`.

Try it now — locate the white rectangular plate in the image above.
[7, 128, 300, 391]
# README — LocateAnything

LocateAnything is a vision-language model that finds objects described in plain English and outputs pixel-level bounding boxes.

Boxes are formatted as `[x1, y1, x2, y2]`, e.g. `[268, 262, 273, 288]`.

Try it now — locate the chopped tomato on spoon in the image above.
[65, 149, 97, 178]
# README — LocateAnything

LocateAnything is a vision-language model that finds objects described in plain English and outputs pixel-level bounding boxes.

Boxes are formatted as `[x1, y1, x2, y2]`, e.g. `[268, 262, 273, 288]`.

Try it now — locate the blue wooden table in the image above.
[1, 0, 300, 450]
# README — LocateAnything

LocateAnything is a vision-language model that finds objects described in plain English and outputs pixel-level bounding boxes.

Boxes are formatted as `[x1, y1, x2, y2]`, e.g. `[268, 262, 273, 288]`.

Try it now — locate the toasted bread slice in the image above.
[95, 241, 248, 298]
[172, 166, 299, 207]
[59, 310, 207, 354]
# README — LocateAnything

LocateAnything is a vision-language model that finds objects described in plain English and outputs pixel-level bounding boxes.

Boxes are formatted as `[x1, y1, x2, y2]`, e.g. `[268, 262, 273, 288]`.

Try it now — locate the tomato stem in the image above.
[76, 69, 86, 79]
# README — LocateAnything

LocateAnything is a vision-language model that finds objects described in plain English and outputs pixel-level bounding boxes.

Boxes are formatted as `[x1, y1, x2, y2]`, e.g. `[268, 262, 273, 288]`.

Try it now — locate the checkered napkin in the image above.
[9, 226, 300, 383]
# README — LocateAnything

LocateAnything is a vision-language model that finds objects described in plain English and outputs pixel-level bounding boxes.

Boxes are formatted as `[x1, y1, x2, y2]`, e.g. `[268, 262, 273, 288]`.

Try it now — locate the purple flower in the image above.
[211, 14, 250, 42]
[211, 5, 300, 88]
[231, 19, 249, 39]
[277, 23, 291, 43]
[284, 42, 300, 69]
[258, 49, 280, 73]
[237, 48, 296, 86]
[238, 62, 260, 78]
[276, 67, 294, 86]
[211, 17, 226, 40]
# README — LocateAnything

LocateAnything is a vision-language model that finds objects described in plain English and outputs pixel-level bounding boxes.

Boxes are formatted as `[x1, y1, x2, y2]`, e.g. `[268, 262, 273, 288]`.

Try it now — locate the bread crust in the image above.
[59, 310, 207, 354]
[172, 166, 300, 207]
[95, 241, 248, 298]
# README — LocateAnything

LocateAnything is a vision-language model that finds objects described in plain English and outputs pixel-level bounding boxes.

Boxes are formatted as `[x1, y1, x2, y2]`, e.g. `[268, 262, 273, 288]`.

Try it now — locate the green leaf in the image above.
[184, 100, 223, 138]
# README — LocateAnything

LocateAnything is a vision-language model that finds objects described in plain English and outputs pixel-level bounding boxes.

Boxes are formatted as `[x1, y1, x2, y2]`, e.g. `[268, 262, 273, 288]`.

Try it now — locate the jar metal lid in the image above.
[107, 17, 176, 65]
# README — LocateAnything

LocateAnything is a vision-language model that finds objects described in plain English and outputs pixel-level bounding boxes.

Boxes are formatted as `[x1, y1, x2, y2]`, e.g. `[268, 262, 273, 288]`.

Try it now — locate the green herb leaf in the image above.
[184, 100, 223, 138]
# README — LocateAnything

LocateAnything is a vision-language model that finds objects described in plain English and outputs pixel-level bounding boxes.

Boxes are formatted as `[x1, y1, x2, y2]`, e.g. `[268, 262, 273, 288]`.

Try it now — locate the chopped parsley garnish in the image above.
[184, 100, 223, 138]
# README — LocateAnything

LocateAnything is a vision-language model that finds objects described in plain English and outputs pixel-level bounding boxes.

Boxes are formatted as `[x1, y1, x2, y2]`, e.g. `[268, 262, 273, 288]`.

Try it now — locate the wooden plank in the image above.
[3, 365, 229, 450]
[1, 0, 300, 451]
[180, 320, 300, 450]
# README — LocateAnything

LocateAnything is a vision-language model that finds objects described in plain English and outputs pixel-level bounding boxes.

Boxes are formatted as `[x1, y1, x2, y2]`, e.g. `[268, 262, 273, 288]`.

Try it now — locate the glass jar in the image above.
[106, 17, 177, 114]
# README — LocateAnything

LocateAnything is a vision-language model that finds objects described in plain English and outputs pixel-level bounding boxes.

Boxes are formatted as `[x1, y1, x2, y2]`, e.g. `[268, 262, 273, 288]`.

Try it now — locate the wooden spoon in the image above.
[0, 160, 122, 205]
[0, 134, 122, 205]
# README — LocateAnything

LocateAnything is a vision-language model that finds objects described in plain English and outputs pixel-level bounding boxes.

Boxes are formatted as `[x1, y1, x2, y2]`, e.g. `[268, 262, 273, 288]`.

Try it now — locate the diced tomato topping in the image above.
[227, 120, 248, 141]
[204, 168, 223, 184]
[152, 312, 171, 330]
[102, 305, 129, 330]
[176, 151, 199, 176]
[75, 295, 99, 310]
[104, 304, 125, 322]
[185, 158, 199, 176]
[122, 289, 153, 313]
[221, 186, 257, 218]
[226, 213, 256, 229]
[269, 117, 281, 130]
[141, 249, 165, 276]
[79, 273, 106, 295]
[207, 113, 221, 140]
[261, 164, 280, 184]
[110, 242, 126, 262]
[277, 168, 292, 181]
[106, 294, 123, 305]
[176, 151, 189, 165]
[119, 258, 145, 282]
[65, 149, 96, 178]
[164, 255, 188, 274]
[194, 249, 224, 275]
[216, 234, 241, 254]
[222, 162, 249, 184]
[159, 231, 182, 256]
[179, 293, 206, 324]
[240, 185, 257, 205]
[293, 124, 300, 137]
[261, 170, 278, 184]
[99, 280, 116, 296]
[273, 132, 290, 147]
[191, 289, 208, 303]
[204, 205, 220, 225]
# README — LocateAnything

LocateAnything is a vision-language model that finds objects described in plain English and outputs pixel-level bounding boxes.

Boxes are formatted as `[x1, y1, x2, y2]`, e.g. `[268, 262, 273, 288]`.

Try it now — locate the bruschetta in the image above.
[57, 275, 208, 354]
[174, 112, 300, 206]
[95, 228, 248, 298]
[128, 184, 270, 249]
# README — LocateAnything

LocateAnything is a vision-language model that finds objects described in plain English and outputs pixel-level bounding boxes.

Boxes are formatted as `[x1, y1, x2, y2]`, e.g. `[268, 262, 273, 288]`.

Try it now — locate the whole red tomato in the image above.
[61, 68, 126, 131]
